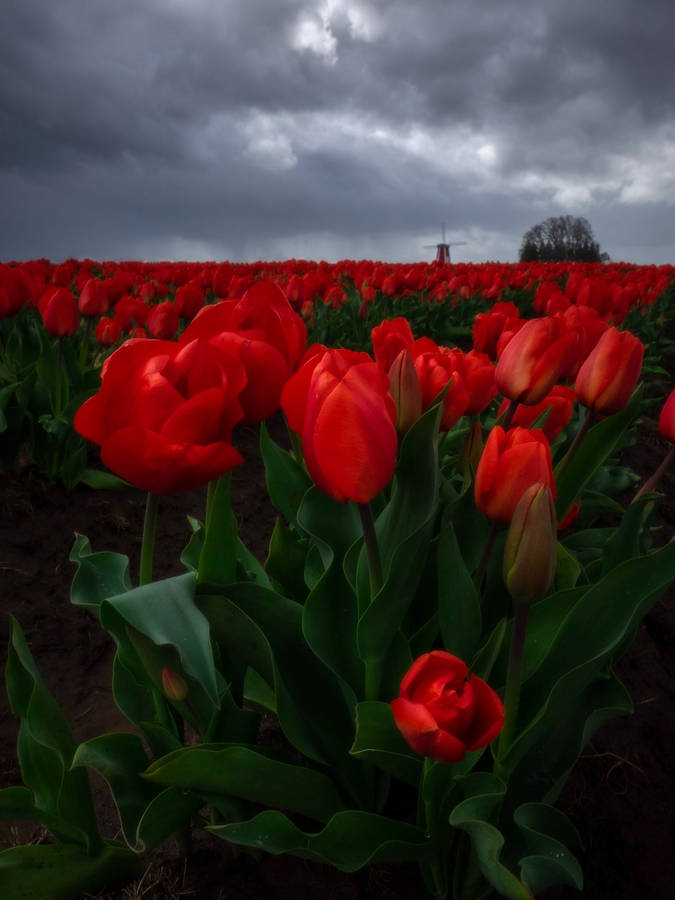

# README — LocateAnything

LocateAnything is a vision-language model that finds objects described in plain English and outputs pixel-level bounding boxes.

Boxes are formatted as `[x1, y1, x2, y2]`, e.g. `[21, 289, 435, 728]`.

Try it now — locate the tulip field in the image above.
[1, 256, 675, 899]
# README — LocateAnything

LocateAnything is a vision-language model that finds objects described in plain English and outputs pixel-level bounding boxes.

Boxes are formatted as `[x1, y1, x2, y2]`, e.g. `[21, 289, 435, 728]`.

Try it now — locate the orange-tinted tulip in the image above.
[475, 426, 555, 522]
[496, 317, 578, 406]
[574, 326, 644, 415]
[497, 385, 575, 442]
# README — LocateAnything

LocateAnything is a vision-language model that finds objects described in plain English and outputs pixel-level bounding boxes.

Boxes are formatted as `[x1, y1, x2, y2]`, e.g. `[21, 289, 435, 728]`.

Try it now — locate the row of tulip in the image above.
[2, 269, 675, 899]
[1, 257, 673, 490]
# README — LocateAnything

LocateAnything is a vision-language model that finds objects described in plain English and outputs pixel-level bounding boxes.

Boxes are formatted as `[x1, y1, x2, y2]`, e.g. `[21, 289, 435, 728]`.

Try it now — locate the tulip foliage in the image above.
[2, 260, 675, 899]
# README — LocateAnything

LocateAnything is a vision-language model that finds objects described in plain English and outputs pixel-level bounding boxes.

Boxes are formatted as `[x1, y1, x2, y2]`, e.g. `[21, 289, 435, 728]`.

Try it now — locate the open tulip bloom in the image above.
[4, 291, 675, 900]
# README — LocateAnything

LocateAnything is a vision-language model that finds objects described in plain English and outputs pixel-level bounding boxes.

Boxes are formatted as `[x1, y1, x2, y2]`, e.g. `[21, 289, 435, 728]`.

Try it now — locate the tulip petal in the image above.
[101, 427, 243, 494]
[391, 698, 438, 757]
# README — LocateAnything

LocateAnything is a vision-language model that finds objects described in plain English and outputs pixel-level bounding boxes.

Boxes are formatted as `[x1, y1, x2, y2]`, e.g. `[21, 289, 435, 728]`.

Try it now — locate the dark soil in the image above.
[1, 411, 675, 899]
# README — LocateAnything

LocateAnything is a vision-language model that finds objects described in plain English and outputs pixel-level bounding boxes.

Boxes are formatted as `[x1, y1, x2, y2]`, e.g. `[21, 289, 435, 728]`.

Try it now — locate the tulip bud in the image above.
[161, 667, 188, 702]
[388, 349, 423, 434]
[458, 420, 484, 476]
[503, 482, 557, 604]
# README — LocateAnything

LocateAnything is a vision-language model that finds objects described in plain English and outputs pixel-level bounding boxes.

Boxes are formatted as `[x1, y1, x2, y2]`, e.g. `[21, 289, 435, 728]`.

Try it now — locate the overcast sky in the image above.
[2, 0, 674, 265]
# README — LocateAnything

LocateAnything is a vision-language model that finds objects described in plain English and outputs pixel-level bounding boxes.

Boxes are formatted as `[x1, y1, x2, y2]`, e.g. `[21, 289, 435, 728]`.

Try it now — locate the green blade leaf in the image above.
[101, 573, 219, 707]
[144, 744, 345, 823]
[69, 534, 131, 614]
[198, 473, 237, 586]
[0, 841, 143, 900]
[5, 617, 100, 851]
[209, 809, 431, 871]
[449, 773, 532, 900]
[555, 386, 643, 520]
[437, 522, 481, 661]
[71, 733, 158, 848]
[514, 803, 583, 894]
[350, 701, 422, 786]
[357, 402, 442, 663]
[260, 420, 311, 528]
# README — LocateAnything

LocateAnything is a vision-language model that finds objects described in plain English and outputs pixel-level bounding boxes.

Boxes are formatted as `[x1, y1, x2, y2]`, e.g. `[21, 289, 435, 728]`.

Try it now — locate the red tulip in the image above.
[496, 317, 578, 405]
[391, 651, 504, 763]
[445, 348, 497, 416]
[574, 326, 644, 416]
[147, 301, 179, 340]
[38, 287, 79, 337]
[658, 387, 675, 443]
[180, 281, 306, 423]
[74, 338, 246, 494]
[371, 317, 414, 371]
[411, 338, 470, 431]
[472, 301, 520, 360]
[78, 278, 110, 317]
[94, 316, 122, 346]
[475, 426, 555, 522]
[496, 385, 575, 442]
[281, 348, 397, 503]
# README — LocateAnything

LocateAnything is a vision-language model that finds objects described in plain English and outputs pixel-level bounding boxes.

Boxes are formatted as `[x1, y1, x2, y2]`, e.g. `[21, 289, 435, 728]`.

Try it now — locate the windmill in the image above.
[424, 223, 466, 263]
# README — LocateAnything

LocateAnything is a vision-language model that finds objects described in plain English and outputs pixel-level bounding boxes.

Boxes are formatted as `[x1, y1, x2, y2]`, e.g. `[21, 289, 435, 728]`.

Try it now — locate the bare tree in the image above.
[519, 216, 602, 263]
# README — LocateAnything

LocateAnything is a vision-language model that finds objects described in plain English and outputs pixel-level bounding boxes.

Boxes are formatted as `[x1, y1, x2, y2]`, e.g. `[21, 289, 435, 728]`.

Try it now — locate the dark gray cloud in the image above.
[1, 0, 674, 264]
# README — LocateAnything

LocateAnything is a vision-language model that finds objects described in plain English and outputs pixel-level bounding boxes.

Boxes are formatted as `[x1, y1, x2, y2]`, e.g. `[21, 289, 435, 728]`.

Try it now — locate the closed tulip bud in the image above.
[503, 482, 557, 604]
[458, 420, 484, 476]
[388, 349, 423, 434]
[161, 667, 188, 702]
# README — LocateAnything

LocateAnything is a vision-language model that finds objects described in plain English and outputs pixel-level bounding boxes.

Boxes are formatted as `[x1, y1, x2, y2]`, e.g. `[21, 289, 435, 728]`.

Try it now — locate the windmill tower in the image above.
[424, 224, 466, 263]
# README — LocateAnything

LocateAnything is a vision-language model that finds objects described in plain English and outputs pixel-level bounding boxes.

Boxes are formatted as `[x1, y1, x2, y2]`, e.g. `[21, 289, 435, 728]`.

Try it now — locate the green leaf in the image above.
[357, 402, 442, 663]
[449, 773, 532, 900]
[498, 542, 675, 782]
[350, 702, 422, 786]
[437, 522, 482, 661]
[297, 487, 363, 700]
[555, 386, 643, 520]
[134, 786, 203, 852]
[0, 786, 60, 832]
[265, 518, 308, 601]
[0, 841, 143, 900]
[553, 543, 582, 591]
[514, 803, 583, 894]
[71, 733, 158, 848]
[199, 474, 237, 586]
[78, 469, 129, 490]
[144, 744, 345, 823]
[601, 492, 658, 574]
[69, 534, 131, 614]
[209, 809, 431, 871]
[5, 618, 100, 851]
[101, 573, 219, 707]
[470, 617, 507, 683]
[198, 586, 367, 806]
[260, 421, 311, 528]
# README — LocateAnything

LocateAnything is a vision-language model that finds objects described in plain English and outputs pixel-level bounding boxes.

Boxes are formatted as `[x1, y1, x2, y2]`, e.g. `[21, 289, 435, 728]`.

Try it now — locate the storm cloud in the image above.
[2, 0, 674, 263]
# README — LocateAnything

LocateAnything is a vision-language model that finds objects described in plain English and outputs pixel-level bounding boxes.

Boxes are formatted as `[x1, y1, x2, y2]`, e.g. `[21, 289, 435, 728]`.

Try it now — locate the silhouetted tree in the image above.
[518, 216, 602, 263]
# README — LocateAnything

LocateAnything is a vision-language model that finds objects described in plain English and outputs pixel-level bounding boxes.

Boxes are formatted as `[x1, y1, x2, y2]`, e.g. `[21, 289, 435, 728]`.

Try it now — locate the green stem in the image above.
[500, 397, 519, 431]
[358, 502, 383, 597]
[358, 502, 383, 700]
[555, 408, 594, 480]
[495, 601, 530, 777]
[54, 337, 64, 417]
[140, 492, 159, 586]
[205, 478, 218, 528]
[473, 521, 498, 593]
